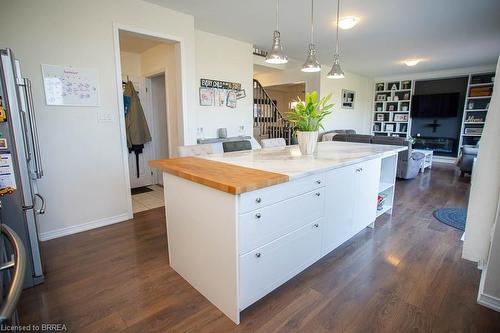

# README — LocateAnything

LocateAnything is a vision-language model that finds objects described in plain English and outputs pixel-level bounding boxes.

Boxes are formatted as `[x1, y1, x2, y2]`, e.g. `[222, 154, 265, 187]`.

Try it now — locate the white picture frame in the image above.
[199, 87, 213, 106]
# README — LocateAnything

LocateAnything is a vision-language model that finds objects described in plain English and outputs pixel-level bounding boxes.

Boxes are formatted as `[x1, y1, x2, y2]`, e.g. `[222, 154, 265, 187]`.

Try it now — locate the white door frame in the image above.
[112, 23, 188, 217]
[145, 71, 170, 184]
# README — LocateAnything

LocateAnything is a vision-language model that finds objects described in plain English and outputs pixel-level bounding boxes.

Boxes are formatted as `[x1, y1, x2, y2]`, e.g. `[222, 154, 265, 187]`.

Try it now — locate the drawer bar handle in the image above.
[255, 252, 261, 258]
[356, 167, 363, 172]
[255, 197, 262, 203]
[316, 180, 322, 184]
[255, 213, 261, 219]
[314, 223, 319, 228]
[315, 192, 321, 196]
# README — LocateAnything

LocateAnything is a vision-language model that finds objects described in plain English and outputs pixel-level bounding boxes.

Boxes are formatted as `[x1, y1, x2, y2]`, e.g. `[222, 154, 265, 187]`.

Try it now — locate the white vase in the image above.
[296, 131, 319, 155]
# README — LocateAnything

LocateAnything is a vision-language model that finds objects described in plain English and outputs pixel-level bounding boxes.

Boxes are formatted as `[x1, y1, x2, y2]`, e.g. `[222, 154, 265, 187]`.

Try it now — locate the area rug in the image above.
[433, 208, 467, 231]
[131, 186, 154, 195]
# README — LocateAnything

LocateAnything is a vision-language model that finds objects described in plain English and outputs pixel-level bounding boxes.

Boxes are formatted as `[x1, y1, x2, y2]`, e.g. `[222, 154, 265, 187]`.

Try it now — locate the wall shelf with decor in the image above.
[372, 80, 413, 138]
[459, 72, 495, 147]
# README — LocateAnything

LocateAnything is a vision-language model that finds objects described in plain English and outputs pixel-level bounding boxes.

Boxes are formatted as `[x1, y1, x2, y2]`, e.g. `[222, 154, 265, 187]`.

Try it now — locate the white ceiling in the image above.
[145, 0, 500, 77]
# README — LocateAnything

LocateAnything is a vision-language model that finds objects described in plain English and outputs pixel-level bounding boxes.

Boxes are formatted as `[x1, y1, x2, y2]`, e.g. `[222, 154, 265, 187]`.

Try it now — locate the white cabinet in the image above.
[322, 159, 381, 255]
[239, 188, 325, 255]
[239, 219, 323, 309]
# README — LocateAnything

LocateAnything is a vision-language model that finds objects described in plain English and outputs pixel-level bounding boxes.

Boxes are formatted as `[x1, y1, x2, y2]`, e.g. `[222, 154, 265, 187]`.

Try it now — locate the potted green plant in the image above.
[287, 91, 333, 155]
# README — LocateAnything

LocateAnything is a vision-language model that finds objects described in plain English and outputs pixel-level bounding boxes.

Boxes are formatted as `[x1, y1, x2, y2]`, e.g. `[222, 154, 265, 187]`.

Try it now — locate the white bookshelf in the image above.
[459, 72, 495, 147]
[372, 80, 414, 138]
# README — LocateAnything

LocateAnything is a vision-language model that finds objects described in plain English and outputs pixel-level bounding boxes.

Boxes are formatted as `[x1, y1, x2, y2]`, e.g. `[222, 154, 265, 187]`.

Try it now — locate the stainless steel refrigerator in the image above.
[0, 48, 44, 288]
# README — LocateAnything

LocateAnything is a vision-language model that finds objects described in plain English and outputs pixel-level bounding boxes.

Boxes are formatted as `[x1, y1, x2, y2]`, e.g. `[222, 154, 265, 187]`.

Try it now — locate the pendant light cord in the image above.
[335, 0, 340, 54]
[310, 0, 314, 44]
[276, 0, 279, 31]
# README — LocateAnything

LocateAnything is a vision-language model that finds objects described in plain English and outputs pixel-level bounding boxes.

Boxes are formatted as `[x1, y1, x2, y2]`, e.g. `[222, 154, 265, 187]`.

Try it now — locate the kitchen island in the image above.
[150, 141, 406, 324]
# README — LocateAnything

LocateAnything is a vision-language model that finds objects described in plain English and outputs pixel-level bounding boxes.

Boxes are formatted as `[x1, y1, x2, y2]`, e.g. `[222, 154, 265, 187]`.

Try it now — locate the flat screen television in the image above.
[411, 93, 460, 118]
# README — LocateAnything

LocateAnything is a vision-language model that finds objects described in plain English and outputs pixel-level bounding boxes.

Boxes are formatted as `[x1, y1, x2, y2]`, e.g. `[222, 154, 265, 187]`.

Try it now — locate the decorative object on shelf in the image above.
[266, 0, 288, 64]
[377, 106, 382, 111]
[393, 114, 408, 122]
[385, 124, 395, 132]
[387, 96, 392, 101]
[399, 123, 408, 133]
[401, 80, 412, 90]
[376, 83, 384, 91]
[301, 0, 321, 72]
[287, 91, 333, 155]
[235, 89, 246, 99]
[464, 127, 483, 135]
[238, 125, 245, 136]
[201, 78, 241, 90]
[469, 86, 492, 97]
[388, 104, 395, 111]
[199, 87, 214, 106]
[327, 0, 344, 79]
[376, 94, 386, 101]
[393, 96, 399, 102]
[341, 89, 355, 109]
[196, 127, 205, 140]
[468, 101, 474, 109]
[373, 123, 381, 132]
[403, 92, 410, 100]
[389, 82, 400, 90]
[402, 105, 408, 111]
[376, 114, 384, 121]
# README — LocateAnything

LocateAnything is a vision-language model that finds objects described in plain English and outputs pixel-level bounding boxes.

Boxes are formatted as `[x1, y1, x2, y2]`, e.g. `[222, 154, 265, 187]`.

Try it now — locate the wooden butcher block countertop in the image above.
[149, 156, 289, 195]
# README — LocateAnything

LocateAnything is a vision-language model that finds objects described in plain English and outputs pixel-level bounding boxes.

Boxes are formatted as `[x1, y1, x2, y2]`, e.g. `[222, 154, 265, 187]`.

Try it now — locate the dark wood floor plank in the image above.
[17, 164, 500, 332]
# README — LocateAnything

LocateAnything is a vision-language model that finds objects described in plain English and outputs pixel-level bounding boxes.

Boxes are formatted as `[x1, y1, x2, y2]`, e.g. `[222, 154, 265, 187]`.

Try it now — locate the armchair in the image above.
[457, 144, 479, 176]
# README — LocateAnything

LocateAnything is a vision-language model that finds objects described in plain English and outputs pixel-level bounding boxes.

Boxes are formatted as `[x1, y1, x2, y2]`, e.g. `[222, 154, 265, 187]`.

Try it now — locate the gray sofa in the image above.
[322, 131, 425, 179]
[457, 144, 479, 176]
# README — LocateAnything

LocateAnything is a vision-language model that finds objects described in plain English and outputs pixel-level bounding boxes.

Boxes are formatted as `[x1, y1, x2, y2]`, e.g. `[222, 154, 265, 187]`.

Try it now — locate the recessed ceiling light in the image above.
[338, 16, 358, 30]
[404, 59, 421, 67]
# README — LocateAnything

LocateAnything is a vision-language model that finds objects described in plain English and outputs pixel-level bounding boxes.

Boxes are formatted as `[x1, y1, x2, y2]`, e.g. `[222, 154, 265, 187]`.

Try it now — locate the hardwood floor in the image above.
[19, 164, 500, 332]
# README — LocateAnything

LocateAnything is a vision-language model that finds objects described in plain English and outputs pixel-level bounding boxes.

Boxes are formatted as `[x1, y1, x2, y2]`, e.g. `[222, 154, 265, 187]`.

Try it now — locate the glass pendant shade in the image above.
[301, 44, 321, 72]
[266, 30, 288, 64]
[327, 54, 345, 79]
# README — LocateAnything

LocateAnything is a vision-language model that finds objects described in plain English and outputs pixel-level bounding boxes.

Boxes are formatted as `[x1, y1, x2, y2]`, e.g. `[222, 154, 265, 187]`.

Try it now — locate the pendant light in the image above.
[266, 0, 288, 64]
[327, 0, 345, 79]
[301, 0, 321, 72]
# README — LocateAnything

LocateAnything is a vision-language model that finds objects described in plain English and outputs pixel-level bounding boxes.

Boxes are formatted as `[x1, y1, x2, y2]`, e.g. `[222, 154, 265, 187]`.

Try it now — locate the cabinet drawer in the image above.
[239, 188, 324, 254]
[239, 219, 323, 310]
[239, 173, 325, 213]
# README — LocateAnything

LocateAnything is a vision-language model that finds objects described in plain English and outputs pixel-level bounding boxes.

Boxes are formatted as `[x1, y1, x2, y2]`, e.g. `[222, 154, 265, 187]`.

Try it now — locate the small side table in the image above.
[413, 149, 433, 173]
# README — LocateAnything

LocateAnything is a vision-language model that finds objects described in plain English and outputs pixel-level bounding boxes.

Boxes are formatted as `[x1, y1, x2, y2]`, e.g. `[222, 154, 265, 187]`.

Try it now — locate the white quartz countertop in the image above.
[202, 141, 407, 179]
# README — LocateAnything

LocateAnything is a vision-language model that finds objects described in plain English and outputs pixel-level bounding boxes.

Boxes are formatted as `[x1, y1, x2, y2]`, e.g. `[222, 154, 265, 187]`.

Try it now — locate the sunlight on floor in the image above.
[132, 185, 164, 213]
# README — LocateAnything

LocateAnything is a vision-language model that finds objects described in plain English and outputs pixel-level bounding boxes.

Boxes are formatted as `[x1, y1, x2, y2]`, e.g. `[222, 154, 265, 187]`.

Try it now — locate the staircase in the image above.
[253, 79, 293, 145]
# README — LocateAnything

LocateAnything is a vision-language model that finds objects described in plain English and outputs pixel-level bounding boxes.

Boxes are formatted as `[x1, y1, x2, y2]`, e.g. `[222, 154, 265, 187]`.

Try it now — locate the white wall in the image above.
[254, 59, 374, 134]
[319, 67, 374, 134]
[195, 31, 254, 138]
[254, 56, 321, 96]
[120, 52, 142, 76]
[0, 0, 196, 239]
[141, 43, 182, 155]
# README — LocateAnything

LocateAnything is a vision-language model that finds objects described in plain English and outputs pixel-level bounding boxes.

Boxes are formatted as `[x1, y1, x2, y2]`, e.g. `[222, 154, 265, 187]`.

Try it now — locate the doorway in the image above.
[116, 28, 182, 214]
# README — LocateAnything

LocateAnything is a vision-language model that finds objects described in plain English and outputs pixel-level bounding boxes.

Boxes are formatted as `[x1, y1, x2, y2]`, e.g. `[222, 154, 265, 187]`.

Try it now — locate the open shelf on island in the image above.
[376, 204, 392, 218]
[379, 182, 394, 193]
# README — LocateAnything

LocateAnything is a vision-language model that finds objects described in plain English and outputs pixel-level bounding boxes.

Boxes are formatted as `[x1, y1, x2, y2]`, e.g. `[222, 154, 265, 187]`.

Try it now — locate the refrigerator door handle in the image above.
[22, 194, 45, 215]
[23, 78, 43, 179]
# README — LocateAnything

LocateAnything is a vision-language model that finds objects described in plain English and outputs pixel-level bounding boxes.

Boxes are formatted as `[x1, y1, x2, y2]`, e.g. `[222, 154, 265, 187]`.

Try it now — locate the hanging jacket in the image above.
[124, 81, 151, 147]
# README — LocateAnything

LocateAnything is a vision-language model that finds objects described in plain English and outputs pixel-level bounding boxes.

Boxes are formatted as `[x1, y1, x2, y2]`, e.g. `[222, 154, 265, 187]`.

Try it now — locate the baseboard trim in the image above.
[477, 265, 500, 312]
[478, 292, 500, 312]
[432, 156, 457, 164]
[39, 212, 132, 241]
